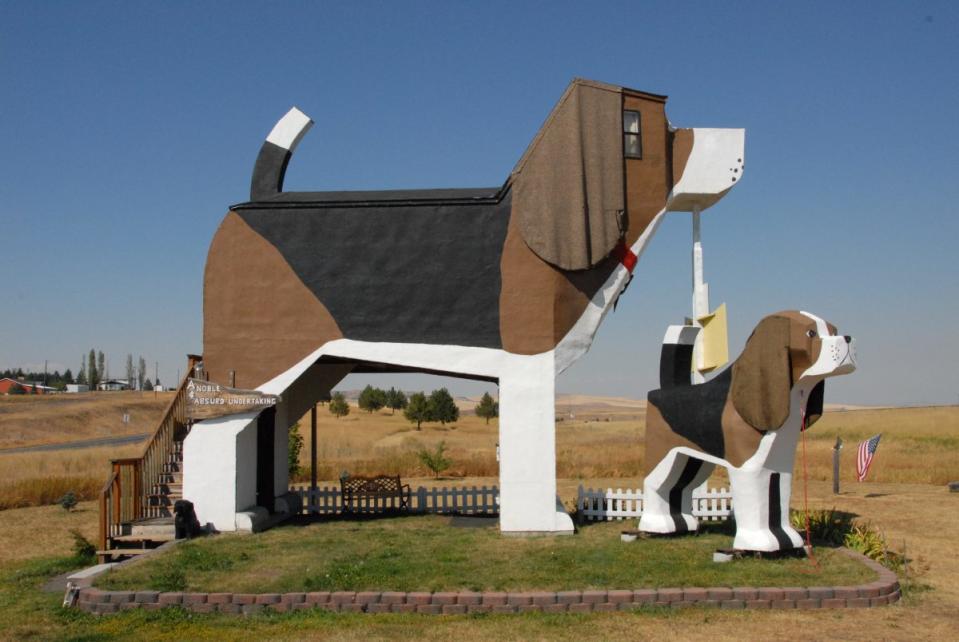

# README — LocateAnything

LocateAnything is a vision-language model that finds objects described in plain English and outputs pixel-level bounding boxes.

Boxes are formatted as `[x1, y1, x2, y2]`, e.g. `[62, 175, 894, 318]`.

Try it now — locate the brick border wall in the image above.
[76, 548, 899, 616]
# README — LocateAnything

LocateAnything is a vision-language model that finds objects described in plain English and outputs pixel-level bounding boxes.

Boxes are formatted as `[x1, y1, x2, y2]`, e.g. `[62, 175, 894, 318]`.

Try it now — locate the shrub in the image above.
[58, 491, 79, 512]
[70, 528, 96, 560]
[789, 507, 855, 546]
[417, 441, 452, 478]
[791, 508, 908, 573]
[288, 422, 304, 476]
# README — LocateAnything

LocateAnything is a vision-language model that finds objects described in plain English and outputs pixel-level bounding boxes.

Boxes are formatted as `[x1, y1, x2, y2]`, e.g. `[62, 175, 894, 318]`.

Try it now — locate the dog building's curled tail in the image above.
[250, 107, 314, 201]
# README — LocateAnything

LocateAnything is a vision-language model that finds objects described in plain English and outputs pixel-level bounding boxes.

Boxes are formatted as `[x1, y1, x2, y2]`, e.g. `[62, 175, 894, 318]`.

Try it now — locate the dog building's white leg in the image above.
[498, 352, 574, 534]
[639, 449, 712, 534]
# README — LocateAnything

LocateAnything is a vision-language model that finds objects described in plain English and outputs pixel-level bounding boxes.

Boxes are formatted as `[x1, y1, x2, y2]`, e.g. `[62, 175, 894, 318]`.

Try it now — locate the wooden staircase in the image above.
[146, 441, 184, 516]
[98, 362, 197, 562]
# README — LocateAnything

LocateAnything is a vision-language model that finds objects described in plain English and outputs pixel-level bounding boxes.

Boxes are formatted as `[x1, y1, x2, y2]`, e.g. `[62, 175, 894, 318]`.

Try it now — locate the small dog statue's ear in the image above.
[732, 315, 792, 430]
[804, 381, 825, 428]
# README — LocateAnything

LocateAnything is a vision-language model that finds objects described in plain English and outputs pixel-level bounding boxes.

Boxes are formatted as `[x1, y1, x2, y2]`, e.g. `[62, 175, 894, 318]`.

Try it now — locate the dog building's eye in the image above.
[807, 329, 817, 338]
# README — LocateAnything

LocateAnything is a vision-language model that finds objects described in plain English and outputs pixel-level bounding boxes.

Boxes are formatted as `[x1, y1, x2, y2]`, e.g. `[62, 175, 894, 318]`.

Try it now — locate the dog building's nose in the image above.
[844, 335, 852, 344]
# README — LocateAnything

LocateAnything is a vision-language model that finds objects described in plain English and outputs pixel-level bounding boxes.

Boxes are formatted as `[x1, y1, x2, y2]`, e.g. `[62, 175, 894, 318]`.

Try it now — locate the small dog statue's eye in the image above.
[807, 330, 817, 338]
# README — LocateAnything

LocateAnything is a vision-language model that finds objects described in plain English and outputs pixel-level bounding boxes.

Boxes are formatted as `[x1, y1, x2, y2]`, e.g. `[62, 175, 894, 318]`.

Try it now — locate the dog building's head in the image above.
[510, 78, 744, 271]
[731, 311, 856, 431]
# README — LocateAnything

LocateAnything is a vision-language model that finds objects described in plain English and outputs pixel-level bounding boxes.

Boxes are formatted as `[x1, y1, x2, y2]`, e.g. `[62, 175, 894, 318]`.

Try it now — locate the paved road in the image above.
[0, 433, 150, 454]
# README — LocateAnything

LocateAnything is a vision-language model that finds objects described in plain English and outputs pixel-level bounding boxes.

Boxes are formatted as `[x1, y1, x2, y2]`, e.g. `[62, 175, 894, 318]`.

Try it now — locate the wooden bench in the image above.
[340, 475, 411, 512]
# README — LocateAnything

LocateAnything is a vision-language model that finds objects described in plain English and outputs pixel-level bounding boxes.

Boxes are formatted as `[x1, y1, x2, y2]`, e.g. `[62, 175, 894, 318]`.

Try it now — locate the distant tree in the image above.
[143, 378, 154, 391]
[417, 441, 452, 478]
[76, 367, 87, 386]
[475, 392, 499, 425]
[358, 385, 386, 413]
[63, 368, 74, 385]
[125, 354, 134, 389]
[137, 356, 147, 390]
[87, 350, 97, 388]
[404, 392, 430, 430]
[385, 387, 408, 415]
[427, 388, 459, 425]
[329, 392, 350, 419]
[97, 351, 105, 382]
[288, 422, 304, 476]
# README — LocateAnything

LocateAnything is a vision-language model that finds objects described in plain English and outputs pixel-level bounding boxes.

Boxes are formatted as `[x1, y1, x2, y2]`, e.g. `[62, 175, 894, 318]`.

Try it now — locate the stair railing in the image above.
[98, 366, 194, 553]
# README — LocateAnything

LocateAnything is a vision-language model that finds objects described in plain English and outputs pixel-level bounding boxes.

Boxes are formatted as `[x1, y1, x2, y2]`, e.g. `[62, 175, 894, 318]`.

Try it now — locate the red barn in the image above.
[0, 378, 52, 394]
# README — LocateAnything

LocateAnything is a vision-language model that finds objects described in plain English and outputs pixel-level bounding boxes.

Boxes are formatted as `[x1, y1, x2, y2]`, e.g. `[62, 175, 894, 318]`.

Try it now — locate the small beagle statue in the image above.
[639, 311, 856, 552]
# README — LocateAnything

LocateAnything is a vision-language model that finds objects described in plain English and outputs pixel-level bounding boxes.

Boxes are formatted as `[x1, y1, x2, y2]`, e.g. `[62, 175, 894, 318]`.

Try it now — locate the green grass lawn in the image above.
[98, 515, 873, 594]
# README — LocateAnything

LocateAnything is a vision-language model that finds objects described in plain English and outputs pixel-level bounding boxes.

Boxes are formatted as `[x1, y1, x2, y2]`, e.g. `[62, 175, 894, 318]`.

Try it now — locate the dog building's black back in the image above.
[232, 189, 511, 349]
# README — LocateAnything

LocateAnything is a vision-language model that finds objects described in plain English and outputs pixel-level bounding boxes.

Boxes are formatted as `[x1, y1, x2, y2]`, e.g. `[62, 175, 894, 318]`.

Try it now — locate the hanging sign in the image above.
[185, 378, 279, 421]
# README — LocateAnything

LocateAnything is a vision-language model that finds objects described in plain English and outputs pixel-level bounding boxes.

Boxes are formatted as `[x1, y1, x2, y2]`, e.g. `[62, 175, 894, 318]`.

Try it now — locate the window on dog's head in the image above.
[624, 110, 642, 159]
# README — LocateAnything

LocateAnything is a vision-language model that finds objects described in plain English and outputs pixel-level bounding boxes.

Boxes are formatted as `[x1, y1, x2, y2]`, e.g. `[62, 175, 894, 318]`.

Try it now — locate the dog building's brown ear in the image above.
[732, 315, 792, 430]
[511, 79, 625, 271]
[804, 380, 825, 428]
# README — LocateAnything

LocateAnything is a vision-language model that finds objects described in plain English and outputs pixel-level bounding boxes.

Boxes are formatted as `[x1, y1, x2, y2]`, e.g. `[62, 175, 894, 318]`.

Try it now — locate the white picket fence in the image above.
[291, 484, 499, 516]
[291, 483, 732, 522]
[577, 485, 733, 522]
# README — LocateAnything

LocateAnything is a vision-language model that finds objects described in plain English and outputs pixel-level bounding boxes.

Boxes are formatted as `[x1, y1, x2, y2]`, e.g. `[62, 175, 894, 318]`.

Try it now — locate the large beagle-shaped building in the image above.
[187, 78, 745, 533]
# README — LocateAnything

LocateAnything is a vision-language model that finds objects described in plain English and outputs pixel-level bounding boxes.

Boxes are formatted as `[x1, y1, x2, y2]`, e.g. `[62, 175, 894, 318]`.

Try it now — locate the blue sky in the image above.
[1, 1, 956, 406]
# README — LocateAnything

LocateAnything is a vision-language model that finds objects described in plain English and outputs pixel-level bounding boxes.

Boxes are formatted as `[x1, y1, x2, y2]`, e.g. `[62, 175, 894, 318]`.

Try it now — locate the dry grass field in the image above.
[0, 392, 169, 509]
[0, 393, 957, 639]
[0, 391, 173, 449]
[2, 392, 957, 510]
[292, 399, 959, 489]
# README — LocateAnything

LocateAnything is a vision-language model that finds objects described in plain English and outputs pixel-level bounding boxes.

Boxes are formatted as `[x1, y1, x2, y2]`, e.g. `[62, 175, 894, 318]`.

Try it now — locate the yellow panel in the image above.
[698, 303, 729, 373]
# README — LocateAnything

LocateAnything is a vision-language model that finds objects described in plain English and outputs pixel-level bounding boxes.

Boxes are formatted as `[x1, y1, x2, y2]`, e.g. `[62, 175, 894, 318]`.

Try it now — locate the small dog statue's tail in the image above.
[250, 107, 314, 201]
[659, 325, 701, 389]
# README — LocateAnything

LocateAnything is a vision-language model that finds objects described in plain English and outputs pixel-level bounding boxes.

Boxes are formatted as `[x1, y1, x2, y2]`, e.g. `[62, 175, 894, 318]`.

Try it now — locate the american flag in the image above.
[856, 434, 882, 482]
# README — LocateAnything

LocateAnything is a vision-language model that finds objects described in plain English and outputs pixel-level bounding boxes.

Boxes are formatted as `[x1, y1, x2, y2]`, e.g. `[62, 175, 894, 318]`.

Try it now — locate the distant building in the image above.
[66, 384, 90, 394]
[0, 378, 55, 394]
[97, 379, 131, 391]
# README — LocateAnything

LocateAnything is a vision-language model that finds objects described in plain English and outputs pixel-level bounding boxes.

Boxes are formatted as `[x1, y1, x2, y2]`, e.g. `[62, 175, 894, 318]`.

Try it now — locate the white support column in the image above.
[691, 207, 710, 495]
[691, 206, 708, 385]
[497, 353, 573, 534]
[183, 412, 259, 532]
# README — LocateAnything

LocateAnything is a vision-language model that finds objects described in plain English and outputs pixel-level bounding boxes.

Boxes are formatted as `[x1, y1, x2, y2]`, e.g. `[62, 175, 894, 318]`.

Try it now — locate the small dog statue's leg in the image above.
[729, 467, 803, 551]
[639, 451, 708, 534]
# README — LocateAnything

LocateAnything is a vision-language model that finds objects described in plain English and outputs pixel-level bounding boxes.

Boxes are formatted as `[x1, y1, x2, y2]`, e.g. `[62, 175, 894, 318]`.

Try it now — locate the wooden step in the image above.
[97, 548, 151, 557]
[124, 516, 174, 536]
[148, 493, 182, 500]
[112, 533, 176, 543]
